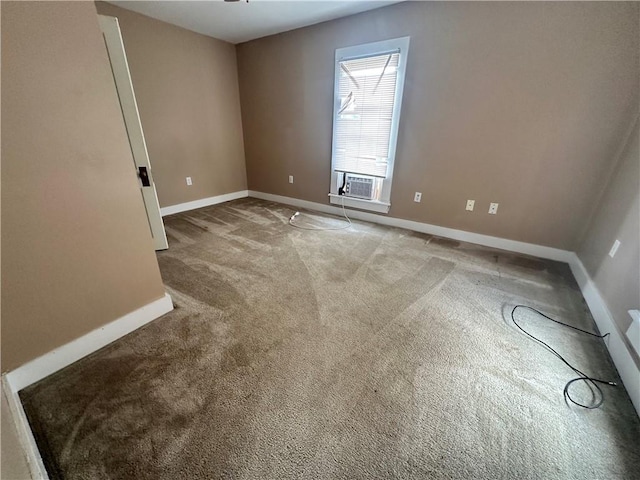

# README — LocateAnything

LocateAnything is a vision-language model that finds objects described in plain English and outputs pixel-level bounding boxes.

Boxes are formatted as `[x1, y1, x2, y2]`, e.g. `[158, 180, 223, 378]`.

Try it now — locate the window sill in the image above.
[329, 194, 390, 214]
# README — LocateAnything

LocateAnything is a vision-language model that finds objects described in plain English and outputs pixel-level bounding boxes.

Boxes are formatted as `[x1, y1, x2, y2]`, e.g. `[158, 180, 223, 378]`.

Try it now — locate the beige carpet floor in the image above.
[21, 198, 640, 479]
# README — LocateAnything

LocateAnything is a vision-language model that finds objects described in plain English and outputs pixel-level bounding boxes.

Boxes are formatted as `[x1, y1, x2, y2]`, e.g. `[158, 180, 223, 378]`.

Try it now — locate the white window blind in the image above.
[333, 52, 400, 178]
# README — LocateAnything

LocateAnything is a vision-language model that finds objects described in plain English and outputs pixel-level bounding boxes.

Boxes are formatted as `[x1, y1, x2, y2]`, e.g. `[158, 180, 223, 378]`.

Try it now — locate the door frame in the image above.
[99, 14, 168, 251]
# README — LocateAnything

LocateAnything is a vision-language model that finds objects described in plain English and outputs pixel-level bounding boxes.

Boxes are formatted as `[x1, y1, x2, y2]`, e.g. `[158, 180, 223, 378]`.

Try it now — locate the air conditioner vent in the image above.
[345, 174, 374, 200]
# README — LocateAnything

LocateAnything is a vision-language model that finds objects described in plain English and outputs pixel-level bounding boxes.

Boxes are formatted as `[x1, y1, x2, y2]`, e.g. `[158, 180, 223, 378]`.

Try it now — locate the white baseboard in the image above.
[160, 190, 249, 217]
[5, 293, 173, 393]
[2, 377, 48, 479]
[248, 191, 573, 263]
[568, 254, 640, 415]
[1, 293, 174, 479]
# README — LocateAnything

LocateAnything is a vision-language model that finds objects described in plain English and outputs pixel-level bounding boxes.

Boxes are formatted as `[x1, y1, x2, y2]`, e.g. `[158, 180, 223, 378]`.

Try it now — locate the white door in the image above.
[99, 15, 168, 251]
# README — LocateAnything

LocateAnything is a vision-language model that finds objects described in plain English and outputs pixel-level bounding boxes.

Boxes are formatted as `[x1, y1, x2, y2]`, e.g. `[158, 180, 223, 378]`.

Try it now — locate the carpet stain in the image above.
[430, 236, 461, 248]
[226, 343, 251, 368]
[508, 256, 546, 271]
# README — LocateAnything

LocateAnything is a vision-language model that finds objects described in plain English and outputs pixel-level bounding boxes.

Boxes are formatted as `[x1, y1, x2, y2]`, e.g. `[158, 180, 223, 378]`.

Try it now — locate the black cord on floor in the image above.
[510, 305, 617, 409]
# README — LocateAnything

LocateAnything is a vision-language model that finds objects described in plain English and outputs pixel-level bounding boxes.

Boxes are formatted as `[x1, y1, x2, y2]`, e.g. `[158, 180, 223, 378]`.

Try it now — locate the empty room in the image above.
[2, 1, 639, 478]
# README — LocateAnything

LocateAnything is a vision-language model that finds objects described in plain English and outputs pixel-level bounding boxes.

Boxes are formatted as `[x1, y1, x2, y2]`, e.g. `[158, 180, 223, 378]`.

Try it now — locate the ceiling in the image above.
[107, 0, 403, 44]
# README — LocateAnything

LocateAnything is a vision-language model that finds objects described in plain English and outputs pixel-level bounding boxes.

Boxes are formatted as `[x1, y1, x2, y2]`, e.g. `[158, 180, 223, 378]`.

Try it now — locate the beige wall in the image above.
[237, 1, 639, 250]
[95, 2, 247, 208]
[578, 117, 639, 354]
[1, 1, 166, 371]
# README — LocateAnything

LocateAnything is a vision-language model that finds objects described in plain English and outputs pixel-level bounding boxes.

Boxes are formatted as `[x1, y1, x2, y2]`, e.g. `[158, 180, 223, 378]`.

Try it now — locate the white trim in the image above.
[160, 190, 249, 217]
[249, 191, 572, 262]
[2, 376, 48, 479]
[627, 310, 640, 358]
[329, 193, 390, 213]
[568, 254, 640, 415]
[5, 294, 173, 392]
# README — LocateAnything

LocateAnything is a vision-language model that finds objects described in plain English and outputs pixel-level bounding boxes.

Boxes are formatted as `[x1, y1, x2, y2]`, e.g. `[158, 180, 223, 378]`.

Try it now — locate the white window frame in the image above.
[329, 36, 410, 214]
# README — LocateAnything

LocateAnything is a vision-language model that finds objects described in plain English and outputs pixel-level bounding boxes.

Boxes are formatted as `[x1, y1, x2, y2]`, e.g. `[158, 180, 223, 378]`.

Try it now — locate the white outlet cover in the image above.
[466, 200, 475, 211]
[186, 176, 192, 186]
[608, 239, 621, 258]
[414, 192, 422, 202]
[288, 175, 294, 184]
[489, 203, 499, 214]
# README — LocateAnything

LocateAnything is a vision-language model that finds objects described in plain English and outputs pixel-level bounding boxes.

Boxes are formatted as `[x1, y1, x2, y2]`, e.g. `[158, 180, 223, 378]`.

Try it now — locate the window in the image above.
[329, 37, 410, 213]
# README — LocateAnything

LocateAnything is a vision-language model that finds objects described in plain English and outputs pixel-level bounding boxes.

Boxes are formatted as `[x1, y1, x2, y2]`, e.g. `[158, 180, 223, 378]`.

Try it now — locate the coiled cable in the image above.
[510, 305, 616, 409]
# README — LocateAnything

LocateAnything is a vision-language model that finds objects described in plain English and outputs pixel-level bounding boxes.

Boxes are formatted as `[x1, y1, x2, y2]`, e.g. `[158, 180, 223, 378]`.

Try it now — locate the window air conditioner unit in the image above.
[345, 174, 375, 200]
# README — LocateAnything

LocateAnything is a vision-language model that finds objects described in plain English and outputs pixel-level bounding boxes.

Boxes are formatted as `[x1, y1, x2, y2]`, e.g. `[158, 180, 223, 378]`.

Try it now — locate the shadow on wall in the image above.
[577, 116, 640, 359]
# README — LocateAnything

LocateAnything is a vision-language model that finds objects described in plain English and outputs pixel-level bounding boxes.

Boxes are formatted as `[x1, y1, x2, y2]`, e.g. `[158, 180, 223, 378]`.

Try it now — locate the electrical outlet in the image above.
[609, 239, 621, 258]
[289, 175, 294, 184]
[414, 192, 422, 203]
[186, 176, 192, 186]
[488, 203, 499, 214]
[466, 200, 475, 211]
